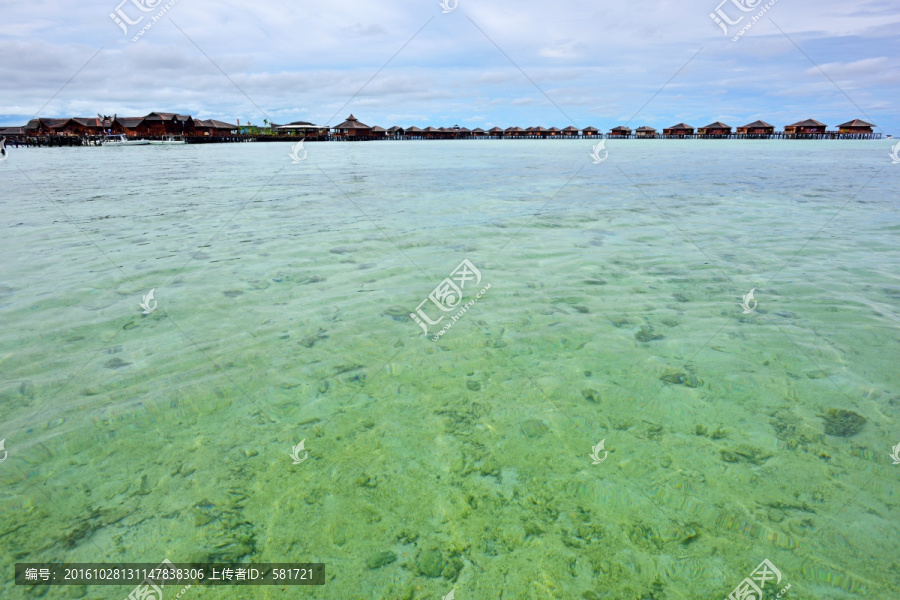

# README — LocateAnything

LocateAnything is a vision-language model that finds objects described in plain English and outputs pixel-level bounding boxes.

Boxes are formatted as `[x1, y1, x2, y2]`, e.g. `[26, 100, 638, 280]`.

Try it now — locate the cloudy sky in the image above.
[1, 0, 897, 133]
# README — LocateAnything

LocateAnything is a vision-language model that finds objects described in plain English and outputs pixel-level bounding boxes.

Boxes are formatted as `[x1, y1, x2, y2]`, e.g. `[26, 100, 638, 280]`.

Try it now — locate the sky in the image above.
[0, 0, 898, 133]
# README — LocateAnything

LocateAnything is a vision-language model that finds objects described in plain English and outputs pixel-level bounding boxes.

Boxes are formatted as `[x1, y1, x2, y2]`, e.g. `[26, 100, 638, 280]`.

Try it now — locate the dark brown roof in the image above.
[423, 126, 439, 132]
[489, 127, 504, 132]
[700, 121, 731, 129]
[635, 126, 657, 131]
[371, 126, 387, 132]
[582, 126, 599, 132]
[837, 119, 874, 128]
[787, 119, 826, 128]
[665, 123, 694, 130]
[116, 117, 146, 128]
[610, 126, 632, 132]
[739, 120, 774, 129]
[562, 126, 579, 132]
[334, 114, 370, 130]
[505, 126, 524, 132]
[548, 127, 560, 132]
[204, 119, 237, 129]
[406, 126, 422, 132]
[457, 127, 471, 133]
[472, 128, 485, 132]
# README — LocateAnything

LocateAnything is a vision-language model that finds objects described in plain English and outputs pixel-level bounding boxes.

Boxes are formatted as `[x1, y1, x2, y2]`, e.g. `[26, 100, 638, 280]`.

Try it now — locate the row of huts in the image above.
[0, 113, 239, 139]
[323, 116, 879, 140]
[0, 113, 880, 142]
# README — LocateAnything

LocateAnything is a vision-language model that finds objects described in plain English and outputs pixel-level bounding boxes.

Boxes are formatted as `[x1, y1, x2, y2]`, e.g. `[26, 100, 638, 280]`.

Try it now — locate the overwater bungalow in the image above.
[697, 121, 732, 137]
[332, 114, 372, 139]
[547, 127, 561, 137]
[277, 120, 325, 136]
[388, 126, 404, 138]
[530, 126, 550, 138]
[736, 120, 775, 136]
[561, 126, 579, 137]
[371, 126, 388, 139]
[421, 126, 440, 139]
[784, 119, 826, 136]
[143, 112, 194, 136]
[635, 126, 657, 138]
[837, 119, 874, 135]
[193, 119, 239, 137]
[488, 126, 504, 138]
[505, 126, 525, 138]
[457, 126, 472, 138]
[609, 126, 631, 138]
[406, 126, 423, 139]
[582, 126, 600, 138]
[663, 123, 695, 137]
[472, 127, 486, 137]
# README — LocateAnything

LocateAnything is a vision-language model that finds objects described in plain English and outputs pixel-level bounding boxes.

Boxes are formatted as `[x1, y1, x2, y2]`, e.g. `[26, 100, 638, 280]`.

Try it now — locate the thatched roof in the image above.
[334, 114, 370, 130]
[837, 119, 874, 128]
[786, 119, 825, 128]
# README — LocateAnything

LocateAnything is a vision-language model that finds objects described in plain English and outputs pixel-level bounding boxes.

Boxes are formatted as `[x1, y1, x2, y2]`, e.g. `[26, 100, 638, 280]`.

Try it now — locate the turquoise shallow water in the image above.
[0, 139, 898, 599]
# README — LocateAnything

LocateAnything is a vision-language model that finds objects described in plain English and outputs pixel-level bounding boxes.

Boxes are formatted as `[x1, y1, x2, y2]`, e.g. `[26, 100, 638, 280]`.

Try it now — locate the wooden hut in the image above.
[472, 127, 486, 137]
[504, 126, 525, 138]
[837, 119, 874, 135]
[24, 118, 69, 135]
[143, 112, 193, 136]
[371, 126, 388, 139]
[388, 126, 405, 139]
[422, 126, 440, 139]
[488, 126, 504, 138]
[111, 117, 150, 137]
[561, 126, 579, 137]
[736, 120, 775, 136]
[456, 126, 472, 138]
[635, 126, 657, 138]
[784, 119, 826, 136]
[332, 114, 372, 139]
[582, 126, 600, 138]
[547, 127, 561, 137]
[530, 126, 550, 138]
[193, 119, 237, 137]
[697, 121, 732, 137]
[406, 126, 423, 138]
[663, 123, 694, 137]
[609, 126, 631, 138]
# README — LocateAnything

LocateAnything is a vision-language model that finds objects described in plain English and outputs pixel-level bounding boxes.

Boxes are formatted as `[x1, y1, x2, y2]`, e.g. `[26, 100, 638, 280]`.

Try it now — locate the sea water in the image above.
[0, 139, 898, 599]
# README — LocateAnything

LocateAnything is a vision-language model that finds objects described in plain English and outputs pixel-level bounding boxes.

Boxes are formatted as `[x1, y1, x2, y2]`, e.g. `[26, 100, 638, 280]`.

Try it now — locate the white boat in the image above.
[103, 134, 149, 146]
[149, 135, 186, 145]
